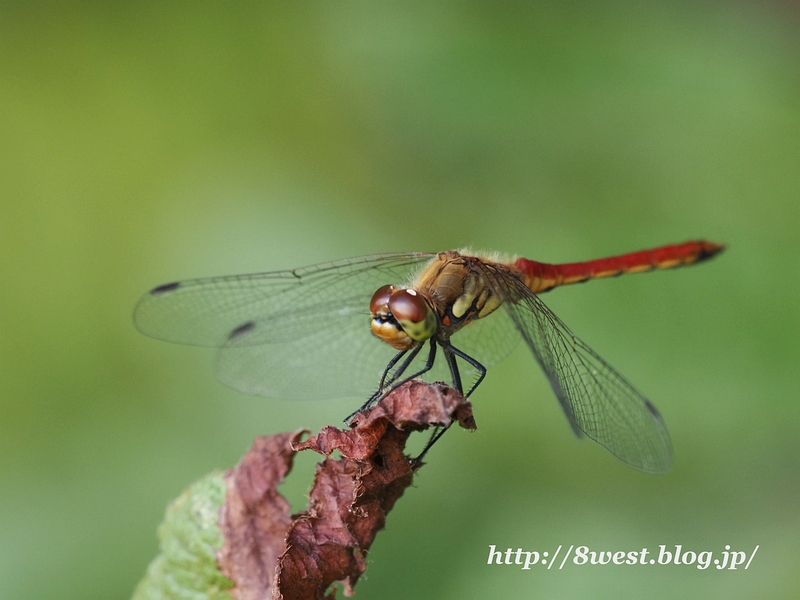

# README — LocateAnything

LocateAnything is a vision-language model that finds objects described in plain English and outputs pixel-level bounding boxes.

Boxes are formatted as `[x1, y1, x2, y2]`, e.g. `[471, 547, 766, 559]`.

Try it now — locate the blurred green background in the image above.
[2, 2, 798, 598]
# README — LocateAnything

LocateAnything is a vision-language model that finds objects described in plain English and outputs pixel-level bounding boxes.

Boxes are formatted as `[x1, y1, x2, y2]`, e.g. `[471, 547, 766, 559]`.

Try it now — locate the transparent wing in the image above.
[216, 312, 397, 400]
[475, 262, 673, 472]
[133, 253, 436, 400]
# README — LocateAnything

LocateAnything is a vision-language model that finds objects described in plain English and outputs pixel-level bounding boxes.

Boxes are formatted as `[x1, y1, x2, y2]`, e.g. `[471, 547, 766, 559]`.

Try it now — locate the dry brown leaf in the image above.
[218, 431, 307, 600]
[216, 381, 473, 600]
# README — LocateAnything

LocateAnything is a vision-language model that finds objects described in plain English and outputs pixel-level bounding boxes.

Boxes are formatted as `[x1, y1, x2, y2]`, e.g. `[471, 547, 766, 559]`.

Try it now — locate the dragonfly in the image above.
[134, 240, 724, 472]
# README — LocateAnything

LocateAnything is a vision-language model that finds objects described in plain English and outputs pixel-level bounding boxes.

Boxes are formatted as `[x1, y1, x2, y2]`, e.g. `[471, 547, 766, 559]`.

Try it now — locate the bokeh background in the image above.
[2, 2, 799, 598]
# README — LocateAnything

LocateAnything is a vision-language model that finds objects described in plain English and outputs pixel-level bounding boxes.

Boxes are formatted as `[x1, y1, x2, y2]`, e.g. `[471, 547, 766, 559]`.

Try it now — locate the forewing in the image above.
[477, 263, 673, 472]
[133, 253, 436, 400]
[216, 307, 400, 400]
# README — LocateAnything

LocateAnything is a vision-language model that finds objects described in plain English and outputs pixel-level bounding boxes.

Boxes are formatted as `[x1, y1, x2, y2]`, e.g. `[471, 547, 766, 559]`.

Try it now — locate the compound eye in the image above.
[388, 289, 437, 341]
[388, 289, 428, 324]
[369, 285, 395, 314]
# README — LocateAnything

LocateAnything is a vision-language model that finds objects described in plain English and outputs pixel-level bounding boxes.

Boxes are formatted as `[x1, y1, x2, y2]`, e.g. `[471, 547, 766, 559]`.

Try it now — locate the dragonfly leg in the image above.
[439, 340, 487, 397]
[348, 345, 420, 420]
[345, 341, 436, 424]
[379, 340, 437, 395]
[382, 343, 425, 391]
[377, 348, 409, 391]
[410, 341, 486, 466]
[441, 344, 462, 393]
[411, 421, 454, 468]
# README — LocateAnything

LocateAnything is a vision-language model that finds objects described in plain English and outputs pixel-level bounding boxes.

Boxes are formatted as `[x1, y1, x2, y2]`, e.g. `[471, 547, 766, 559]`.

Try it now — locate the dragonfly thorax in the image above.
[369, 285, 438, 350]
[412, 252, 504, 333]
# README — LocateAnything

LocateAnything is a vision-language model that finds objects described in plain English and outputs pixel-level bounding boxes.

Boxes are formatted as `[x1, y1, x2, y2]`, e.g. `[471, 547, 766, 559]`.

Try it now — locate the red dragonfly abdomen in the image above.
[513, 240, 725, 294]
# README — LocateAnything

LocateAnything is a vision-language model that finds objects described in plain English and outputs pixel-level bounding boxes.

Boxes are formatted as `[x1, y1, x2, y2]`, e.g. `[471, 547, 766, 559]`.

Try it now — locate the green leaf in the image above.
[132, 471, 234, 600]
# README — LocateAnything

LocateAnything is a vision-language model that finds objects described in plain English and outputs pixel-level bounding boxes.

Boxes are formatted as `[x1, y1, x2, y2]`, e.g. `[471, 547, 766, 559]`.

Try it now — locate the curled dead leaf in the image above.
[215, 381, 473, 600]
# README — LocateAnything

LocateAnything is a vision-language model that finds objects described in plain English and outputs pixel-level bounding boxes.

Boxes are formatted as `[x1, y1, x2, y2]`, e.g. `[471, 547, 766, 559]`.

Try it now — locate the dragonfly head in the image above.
[369, 285, 438, 350]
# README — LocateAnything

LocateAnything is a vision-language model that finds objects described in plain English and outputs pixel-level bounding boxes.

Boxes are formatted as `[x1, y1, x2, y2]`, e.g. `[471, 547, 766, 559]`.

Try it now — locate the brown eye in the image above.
[370, 285, 395, 314]
[388, 289, 429, 324]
